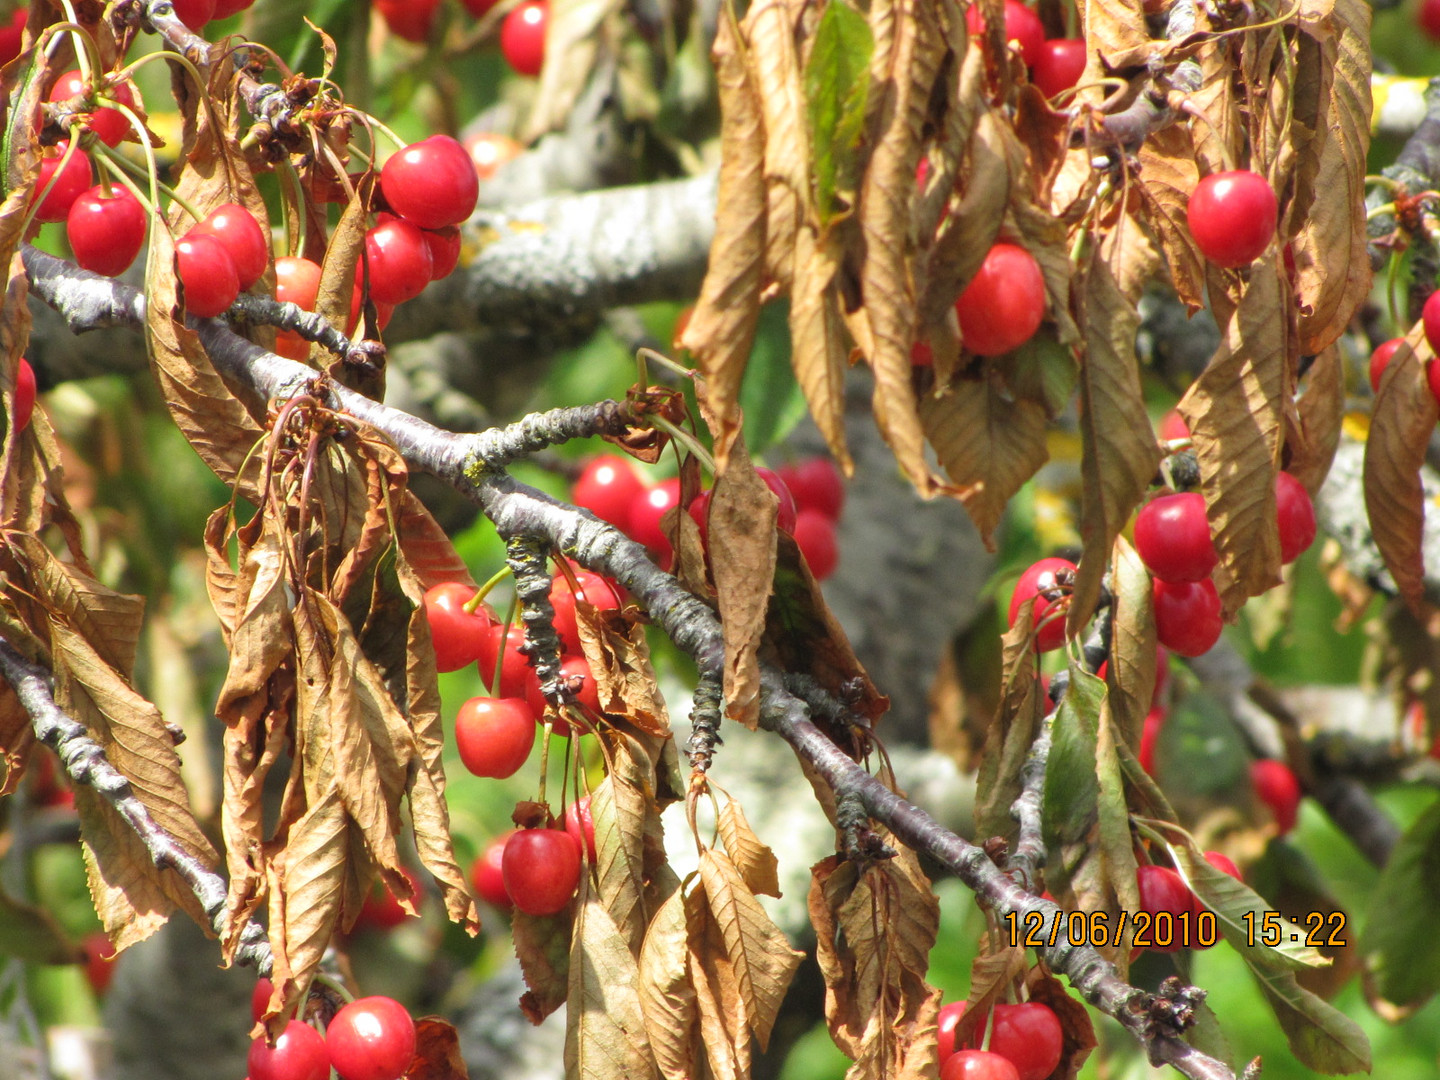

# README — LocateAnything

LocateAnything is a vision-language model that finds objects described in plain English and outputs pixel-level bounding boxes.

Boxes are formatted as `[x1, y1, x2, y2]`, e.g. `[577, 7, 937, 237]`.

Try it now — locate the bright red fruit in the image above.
[755, 467, 799, 534]
[525, 653, 602, 731]
[1368, 338, 1404, 395]
[1251, 759, 1301, 834]
[66, 184, 147, 277]
[48, 72, 138, 148]
[1187, 170, 1277, 268]
[423, 582, 495, 672]
[251, 977, 274, 1022]
[455, 696, 537, 778]
[1274, 471, 1316, 564]
[326, 995, 416, 1080]
[500, 1, 548, 76]
[464, 131, 523, 181]
[502, 828, 582, 916]
[1138, 705, 1164, 774]
[936, 1000, 968, 1062]
[955, 242, 1046, 356]
[964, 0, 1045, 66]
[247, 1020, 330, 1080]
[941, 1051, 1020, 1080]
[191, 203, 269, 288]
[82, 931, 116, 995]
[793, 509, 839, 580]
[463, 0, 502, 15]
[565, 796, 597, 861]
[14, 358, 36, 433]
[778, 457, 845, 520]
[33, 143, 93, 223]
[1203, 850, 1241, 882]
[574, 455, 647, 529]
[988, 1003, 1063, 1080]
[355, 865, 422, 931]
[0, 9, 26, 66]
[550, 570, 622, 652]
[1137, 864, 1192, 953]
[1031, 38, 1086, 98]
[470, 831, 515, 909]
[375, 0, 439, 41]
[1424, 292, 1440, 358]
[214, 0, 257, 17]
[380, 136, 479, 230]
[171, 0, 216, 29]
[273, 255, 323, 359]
[1008, 557, 1076, 652]
[1421, 0, 1440, 40]
[175, 233, 240, 317]
[478, 622, 530, 698]
[1156, 409, 1190, 443]
[628, 477, 682, 557]
[1134, 492, 1216, 584]
[423, 226, 462, 280]
[365, 217, 433, 304]
[1152, 577, 1221, 657]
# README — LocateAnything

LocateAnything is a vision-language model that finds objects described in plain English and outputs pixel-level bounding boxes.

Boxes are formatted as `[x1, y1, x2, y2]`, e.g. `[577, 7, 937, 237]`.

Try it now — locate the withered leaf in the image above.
[515, 908, 573, 1023]
[949, 943, 1029, 1049]
[686, 879, 747, 1080]
[639, 888, 699, 1080]
[576, 603, 671, 737]
[523, 0, 619, 141]
[1104, 535, 1157, 745]
[270, 784, 349, 1008]
[406, 1017, 470, 1080]
[788, 222, 853, 474]
[717, 797, 781, 898]
[1363, 331, 1438, 614]
[565, 876, 657, 1080]
[1025, 967, 1098, 1079]
[973, 600, 1044, 843]
[590, 733, 655, 956]
[1134, 125, 1207, 312]
[1289, 344, 1344, 497]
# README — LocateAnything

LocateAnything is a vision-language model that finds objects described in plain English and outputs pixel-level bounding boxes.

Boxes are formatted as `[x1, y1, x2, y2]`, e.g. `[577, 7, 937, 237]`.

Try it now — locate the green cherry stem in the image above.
[463, 566, 510, 614]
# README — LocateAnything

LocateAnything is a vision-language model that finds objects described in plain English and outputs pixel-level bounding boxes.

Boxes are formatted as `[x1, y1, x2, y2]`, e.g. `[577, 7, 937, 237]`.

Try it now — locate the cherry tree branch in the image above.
[0, 639, 273, 975]
[21, 245, 1235, 1079]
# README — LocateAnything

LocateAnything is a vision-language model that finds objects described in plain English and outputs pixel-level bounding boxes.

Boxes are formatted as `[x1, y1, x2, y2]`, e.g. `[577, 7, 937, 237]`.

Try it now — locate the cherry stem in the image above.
[53, 1, 98, 81]
[536, 721, 553, 809]
[636, 345, 695, 379]
[360, 113, 408, 154]
[310, 970, 354, 1006]
[463, 566, 510, 614]
[651, 415, 715, 475]
[92, 147, 162, 220]
[487, 593, 519, 699]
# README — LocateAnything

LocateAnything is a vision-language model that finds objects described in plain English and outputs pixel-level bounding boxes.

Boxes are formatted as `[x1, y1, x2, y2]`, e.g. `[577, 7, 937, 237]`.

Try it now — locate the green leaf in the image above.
[740, 303, 808, 455]
[1251, 967, 1370, 1075]
[0, 889, 80, 964]
[1007, 334, 1079, 420]
[1042, 666, 1106, 853]
[804, 0, 873, 225]
[1359, 796, 1440, 1009]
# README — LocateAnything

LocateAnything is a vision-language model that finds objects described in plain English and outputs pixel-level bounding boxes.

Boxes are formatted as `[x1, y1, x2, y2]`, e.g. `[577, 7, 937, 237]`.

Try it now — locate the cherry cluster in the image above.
[571, 452, 845, 580]
[374, 0, 549, 77]
[247, 989, 417, 1080]
[965, 0, 1085, 102]
[468, 801, 593, 917]
[935, 999, 1062, 1080]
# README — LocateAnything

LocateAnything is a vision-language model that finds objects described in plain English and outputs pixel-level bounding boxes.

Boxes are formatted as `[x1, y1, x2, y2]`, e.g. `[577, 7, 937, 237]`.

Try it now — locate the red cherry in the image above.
[1152, 577, 1222, 657]
[33, 143, 93, 223]
[478, 622, 531, 698]
[777, 457, 845, 521]
[0, 10, 26, 66]
[1421, 0, 1440, 39]
[14, 358, 36, 433]
[936, 1000, 968, 1062]
[81, 931, 116, 995]
[171, 0, 216, 29]
[564, 796, 597, 861]
[1203, 850, 1241, 882]
[423, 582, 495, 672]
[1007, 557, 1075, 652]
[955, 243, 1046, 356]
[250, 977, 274, 1022]
[1187, 170, 1277, 268]
[500, 1, 548, 76]
[502, 828, 581, 916]
[326, 995, 416, 1080]
[463, 0, 502, 14]
[988, 1002, 1063, 1080]
[627, 477, 682, 557]
[175, 233, 241, 318]
[573, 455, 647, 529]
[1133, 492, 1216, 584]
[247, 1020, 330, 1080]
[549, 570, 622, 653]
[1423, 292, 1440, 358]
[375, 0, 439, 42]
[1137, 865, 1192, 953]
[423, 226, 462, 280]
[1138, 705, 1164, 774]
[964, 0, 1045, 66]
[755, 467, 799, 534]
[941, 1051, 1020, 1080]
[213, 0, 257, 17]
[66, 184, 147, 277]
[191, 203, 269, 288]
[1031, 39, 1086, 98]
[380, 136, 479, 230]
[464, 131, 523, 181]
[1274, 472, 1316, 564]
[273, 256, 323, 359]
[1368, 338, 1404, 395]
[355, 865, 422, 931]
[1251, 759, 1301, 834]
[793, 509, 839, 580]
[1156, 409, 1190, 443]
[470, 831, 515, 909]
[364, 217, 433, 305]
[48, 72, 138, 148]
[455, 696, 537, 779]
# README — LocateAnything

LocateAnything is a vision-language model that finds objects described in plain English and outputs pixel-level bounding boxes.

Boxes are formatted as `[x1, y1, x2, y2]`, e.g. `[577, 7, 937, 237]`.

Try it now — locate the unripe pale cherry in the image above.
[1187, 170, 1277, 268]
[1133, 491, 1217, 583]
[955, 243, 1046, 356]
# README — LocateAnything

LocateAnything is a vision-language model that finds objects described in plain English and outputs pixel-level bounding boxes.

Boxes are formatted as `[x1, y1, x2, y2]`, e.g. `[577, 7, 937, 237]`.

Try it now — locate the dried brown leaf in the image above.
[788, 224, 853, 473]
[576, 603, 672, 737]
[590, 734, 655, 956]
[566, 875, 657, 1080]
[1135, 126, 1207, 312]
[687, 879, 747, 1080]
[270, 785, 348, 1008]
[1068, 241, 1162, 635]
[639, 888, 698, 1080]
[1083, 0, 1150, 67]
[950, 944, 1029, 1048]
[681, 2, 767, 471]
[717, 798, 781, 898]
[1105, 535, 1156, 745]
[515, 908, 573, 1023]
[1289, 345, 1344, 496]
[973, 603, 1044, 841]
[406, 1018, 471, 1080]
[711, 444, 778, 729]
[15, 532, 144, 675]
[396, 493, 475, 590]
[1364, 331, 1437, 614]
